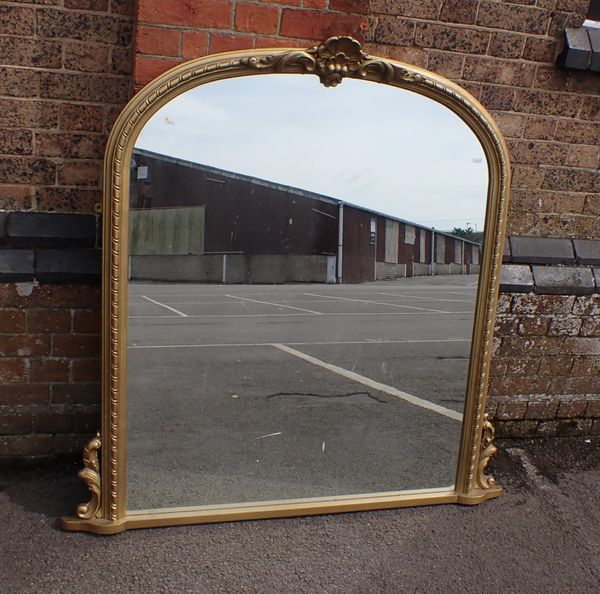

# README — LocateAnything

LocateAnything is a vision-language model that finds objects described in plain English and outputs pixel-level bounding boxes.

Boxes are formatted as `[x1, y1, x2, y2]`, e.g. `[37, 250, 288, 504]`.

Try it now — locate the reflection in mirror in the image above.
[126, 75, 487, 510]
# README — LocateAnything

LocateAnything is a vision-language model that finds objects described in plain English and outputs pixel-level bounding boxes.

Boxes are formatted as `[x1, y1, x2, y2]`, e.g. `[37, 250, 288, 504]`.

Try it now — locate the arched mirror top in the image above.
[109, 37, 509, 192]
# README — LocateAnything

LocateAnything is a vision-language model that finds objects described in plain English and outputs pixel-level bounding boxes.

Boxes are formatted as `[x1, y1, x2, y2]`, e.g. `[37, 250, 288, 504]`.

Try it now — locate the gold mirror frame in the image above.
[61, 37, 509, 535]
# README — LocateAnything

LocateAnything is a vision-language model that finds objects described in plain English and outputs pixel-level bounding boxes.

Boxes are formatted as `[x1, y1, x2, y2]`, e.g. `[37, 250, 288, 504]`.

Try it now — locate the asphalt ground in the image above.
[126, 276, 478, 510]
[1, 436, 599, 593]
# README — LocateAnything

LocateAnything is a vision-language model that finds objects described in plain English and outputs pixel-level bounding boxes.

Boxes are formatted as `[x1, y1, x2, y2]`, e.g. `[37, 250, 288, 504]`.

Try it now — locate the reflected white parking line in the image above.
[127, 337, 470, 349]
[377, 292, 474, 304]
[271, 343, 463, 422]
[142, 295, 188, 317]
[304, 292, 450, 314]
[128, 311, 473, 319]
[225, 294, 323, 315]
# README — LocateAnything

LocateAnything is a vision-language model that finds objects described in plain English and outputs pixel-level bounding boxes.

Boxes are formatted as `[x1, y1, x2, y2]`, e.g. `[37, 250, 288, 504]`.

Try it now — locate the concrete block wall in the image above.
[412, 263, 430, 276]
[284, 255, 334, 283]
[375, 262, 481, 279]
[130, 254, 333, 284]
[130, 254, 225, 283]
[433, 263, 464, 275]
[490, 291, 600, 437]
[376, 261, 406, 280]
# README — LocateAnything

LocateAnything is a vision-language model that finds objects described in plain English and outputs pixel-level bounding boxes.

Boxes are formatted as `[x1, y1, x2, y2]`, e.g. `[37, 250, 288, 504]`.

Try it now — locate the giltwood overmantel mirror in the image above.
[61, 37, 509, 534]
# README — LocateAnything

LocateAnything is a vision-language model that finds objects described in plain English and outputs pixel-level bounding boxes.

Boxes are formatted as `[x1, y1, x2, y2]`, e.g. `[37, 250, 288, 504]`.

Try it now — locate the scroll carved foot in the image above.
[76, 432, 102, 519]
[476, 414, 498, 490]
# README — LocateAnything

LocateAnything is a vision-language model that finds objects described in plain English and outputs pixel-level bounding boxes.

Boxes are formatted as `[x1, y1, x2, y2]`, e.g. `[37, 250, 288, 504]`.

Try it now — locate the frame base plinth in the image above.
[456, 484, 503, 505]
[60, 516, 128, 535]
[60, 484, 502, 534]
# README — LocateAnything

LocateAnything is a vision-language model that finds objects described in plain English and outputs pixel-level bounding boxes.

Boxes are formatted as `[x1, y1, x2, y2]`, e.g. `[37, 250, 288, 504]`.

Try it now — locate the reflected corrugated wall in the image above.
[129, 206, 205, 255]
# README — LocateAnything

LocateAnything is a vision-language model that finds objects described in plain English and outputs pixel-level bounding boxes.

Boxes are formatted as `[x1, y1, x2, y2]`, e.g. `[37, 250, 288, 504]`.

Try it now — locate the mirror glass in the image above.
[126, 74, 487, 511]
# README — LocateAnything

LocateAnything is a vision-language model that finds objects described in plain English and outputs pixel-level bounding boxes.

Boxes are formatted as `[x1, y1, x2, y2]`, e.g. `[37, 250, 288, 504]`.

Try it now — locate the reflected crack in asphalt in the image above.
[266, 391, 387, 404]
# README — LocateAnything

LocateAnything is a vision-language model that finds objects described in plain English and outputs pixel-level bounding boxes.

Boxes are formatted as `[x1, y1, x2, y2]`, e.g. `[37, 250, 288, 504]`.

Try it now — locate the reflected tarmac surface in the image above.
[126, 276, 478, 510]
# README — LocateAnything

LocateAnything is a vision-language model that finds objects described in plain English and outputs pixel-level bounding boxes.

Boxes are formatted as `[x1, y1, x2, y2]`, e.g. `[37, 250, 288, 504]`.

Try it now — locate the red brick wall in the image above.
[134, 1, 370, 87]
[2, 1, 599, 464]
[0, 1, 134, 465]
[1, 0, 134, 213]
[490, 293, 600, 437]
[1, 284, 101, 460]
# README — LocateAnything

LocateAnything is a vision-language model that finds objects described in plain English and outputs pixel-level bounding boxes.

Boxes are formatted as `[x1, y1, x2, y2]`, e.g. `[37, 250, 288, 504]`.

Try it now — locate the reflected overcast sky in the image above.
[135, 74, 488, 230]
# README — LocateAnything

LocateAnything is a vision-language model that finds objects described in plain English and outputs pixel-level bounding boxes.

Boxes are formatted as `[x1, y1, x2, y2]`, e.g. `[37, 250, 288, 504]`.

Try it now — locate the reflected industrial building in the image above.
[129, 149, 480, 284]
